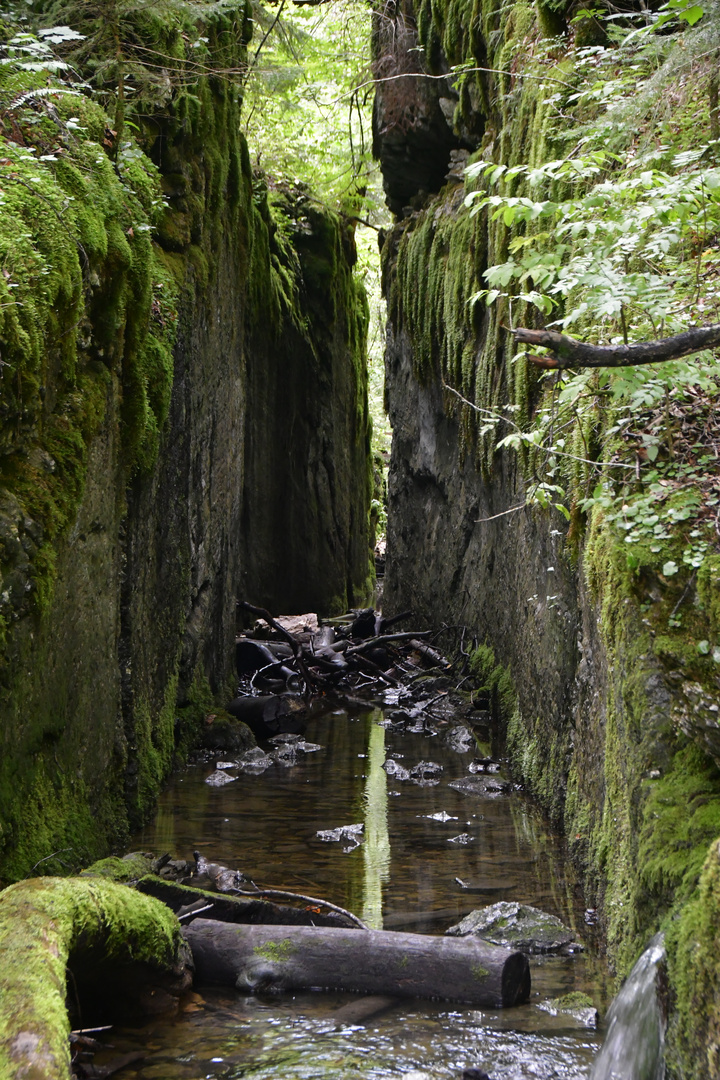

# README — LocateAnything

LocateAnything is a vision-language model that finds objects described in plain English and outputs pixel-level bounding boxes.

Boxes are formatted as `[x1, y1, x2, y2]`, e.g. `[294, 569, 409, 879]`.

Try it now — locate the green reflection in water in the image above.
[361, 711, 391, 929]
[152, 802, 178, 856]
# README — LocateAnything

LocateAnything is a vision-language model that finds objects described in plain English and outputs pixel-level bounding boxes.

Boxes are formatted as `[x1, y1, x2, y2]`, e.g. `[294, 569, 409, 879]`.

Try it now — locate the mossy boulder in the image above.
[81, 852, 159, 882]
[200, 711, 255, 754]
[445, 901, 579, 954]
[537, 991, 599, 1028]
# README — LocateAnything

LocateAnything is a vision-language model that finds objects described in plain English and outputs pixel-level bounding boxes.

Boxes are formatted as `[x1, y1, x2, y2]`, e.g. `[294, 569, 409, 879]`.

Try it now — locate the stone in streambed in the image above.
[446, 901, 582, 954]
[536, 991, 598, 1028]
[201, 709, 255, 753]
[448, 776, 510, 797]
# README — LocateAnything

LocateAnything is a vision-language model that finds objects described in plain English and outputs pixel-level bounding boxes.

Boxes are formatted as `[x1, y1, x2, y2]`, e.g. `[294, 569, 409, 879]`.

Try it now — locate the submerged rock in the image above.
[537, 992, 598, 1028]
[445, 725, 475, 753]
[273, 743, 299, 767]
[237, 747, 274, 774]
[205, 770, 238, 786]
[446, 901, 580, 954]
[383, 759, 411, 781]
[448, 776, 510, 797]
[410, 760, 443, 779]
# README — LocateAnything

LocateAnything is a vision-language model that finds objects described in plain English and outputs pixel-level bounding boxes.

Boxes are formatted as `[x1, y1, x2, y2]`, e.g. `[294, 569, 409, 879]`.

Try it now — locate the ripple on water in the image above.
[96, 988, 601, 1080]
[118, 706, 609, 1078]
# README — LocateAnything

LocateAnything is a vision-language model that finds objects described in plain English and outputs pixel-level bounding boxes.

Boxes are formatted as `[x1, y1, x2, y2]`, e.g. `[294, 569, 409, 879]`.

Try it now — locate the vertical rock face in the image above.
[383, 323, 581, 788]
[376, 2, 720, 1039]
[0, 5, 371, 878]
[372, 0, 466, 216]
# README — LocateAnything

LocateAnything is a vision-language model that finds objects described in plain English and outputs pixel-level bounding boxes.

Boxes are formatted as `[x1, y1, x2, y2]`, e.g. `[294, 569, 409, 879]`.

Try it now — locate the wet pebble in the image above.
[205, 770, 238, 786]
[316, 823, 364, 850]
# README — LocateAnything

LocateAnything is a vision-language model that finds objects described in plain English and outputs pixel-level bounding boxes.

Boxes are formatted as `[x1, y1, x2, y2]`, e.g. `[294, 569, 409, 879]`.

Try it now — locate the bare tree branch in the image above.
[513, 325, 720, 369]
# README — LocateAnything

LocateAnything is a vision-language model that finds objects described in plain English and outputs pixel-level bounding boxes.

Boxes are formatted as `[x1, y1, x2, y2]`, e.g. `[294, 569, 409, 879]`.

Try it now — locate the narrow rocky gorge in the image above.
[2, 0, 720, 1076]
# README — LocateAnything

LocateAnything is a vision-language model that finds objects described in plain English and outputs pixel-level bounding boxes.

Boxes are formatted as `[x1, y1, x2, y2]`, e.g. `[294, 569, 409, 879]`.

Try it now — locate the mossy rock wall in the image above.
[0, 4, 371, 880]
[378, 0, 720, 1070]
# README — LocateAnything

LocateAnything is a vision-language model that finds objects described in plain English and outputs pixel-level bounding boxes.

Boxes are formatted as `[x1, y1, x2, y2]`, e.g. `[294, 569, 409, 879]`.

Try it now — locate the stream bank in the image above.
[372, 0, 720, 1071]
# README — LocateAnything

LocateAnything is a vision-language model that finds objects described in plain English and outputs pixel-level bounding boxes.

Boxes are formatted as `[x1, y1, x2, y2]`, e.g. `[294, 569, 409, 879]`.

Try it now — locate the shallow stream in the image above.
[101, 705, 611, 1079]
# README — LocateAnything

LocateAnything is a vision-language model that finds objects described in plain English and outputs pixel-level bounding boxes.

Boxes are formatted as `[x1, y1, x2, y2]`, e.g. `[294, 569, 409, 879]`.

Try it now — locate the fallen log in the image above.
[191, 854, 370, 929]
[408, 639, 452, 669]
[136, 876, 359, 929]
[183, 921, 531, 1007]
[0, 877, 190, 1080]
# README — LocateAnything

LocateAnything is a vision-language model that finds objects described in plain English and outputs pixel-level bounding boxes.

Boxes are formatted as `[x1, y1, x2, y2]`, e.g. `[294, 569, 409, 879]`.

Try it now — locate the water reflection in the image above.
[361, 713, 391, 929]
[126, 705, 610, 1078]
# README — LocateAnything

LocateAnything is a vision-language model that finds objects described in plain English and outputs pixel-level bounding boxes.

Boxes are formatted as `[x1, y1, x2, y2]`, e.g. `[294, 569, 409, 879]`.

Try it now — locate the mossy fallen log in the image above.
[183, 920, 531, 1006]
[0, 876, 190, 1080]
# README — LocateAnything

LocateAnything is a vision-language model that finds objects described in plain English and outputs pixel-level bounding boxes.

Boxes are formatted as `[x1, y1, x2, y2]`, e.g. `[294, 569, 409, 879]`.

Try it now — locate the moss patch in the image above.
[253, 938, 297, 964]
[666, 839, 720, 1080]
[0, 875, 182, 1080]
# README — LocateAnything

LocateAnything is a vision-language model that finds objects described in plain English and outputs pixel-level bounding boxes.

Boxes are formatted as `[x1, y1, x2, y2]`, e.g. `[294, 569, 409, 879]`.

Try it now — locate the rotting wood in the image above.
[191, 853, 370, 929]
[183, 921, 531, 1007]
[513, 324, 720, 369]
[235, 601, 445, 700]
[135, 876, 359, 929]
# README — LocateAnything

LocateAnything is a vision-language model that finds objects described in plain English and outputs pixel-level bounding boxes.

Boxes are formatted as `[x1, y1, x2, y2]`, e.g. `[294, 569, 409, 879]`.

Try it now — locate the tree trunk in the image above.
[183, 920, 531, 1007]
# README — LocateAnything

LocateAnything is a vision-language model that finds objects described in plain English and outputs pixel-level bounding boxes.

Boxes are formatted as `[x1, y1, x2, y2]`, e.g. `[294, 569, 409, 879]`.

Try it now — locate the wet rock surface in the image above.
[446, 901, 582, 955]
[448, 776, 511, 798]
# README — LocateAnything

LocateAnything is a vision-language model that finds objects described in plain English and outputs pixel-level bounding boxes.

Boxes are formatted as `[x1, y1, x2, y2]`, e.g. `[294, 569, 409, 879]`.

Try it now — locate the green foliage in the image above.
[466, 154, 720, 339]
[243, 0, 377, 210]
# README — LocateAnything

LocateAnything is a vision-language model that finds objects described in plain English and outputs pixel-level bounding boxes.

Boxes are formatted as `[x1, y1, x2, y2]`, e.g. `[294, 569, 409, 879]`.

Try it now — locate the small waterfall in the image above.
[591, 933, 666, 1080]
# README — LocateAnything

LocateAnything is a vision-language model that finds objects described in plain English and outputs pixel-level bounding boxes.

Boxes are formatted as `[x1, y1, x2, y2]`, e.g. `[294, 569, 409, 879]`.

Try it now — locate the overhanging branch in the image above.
[512, 325, 720, 369]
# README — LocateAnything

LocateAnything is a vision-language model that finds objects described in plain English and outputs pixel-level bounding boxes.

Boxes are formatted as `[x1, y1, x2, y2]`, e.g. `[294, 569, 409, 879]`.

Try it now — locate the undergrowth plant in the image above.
[448, 0, 720, 641]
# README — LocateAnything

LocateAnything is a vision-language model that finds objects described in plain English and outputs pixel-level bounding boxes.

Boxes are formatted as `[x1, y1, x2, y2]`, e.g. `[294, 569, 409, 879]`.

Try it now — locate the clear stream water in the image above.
[99, 705, 613, 1079]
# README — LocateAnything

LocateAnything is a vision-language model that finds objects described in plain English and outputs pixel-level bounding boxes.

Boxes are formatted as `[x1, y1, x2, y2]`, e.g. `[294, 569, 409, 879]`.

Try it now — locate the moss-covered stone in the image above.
[82, 853, 156, 882]
[666, 839, 720, 1079]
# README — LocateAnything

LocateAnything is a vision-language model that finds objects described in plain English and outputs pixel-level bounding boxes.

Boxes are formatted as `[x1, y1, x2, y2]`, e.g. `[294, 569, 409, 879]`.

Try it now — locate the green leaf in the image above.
[680, 4, 704, 22]
[698, 640, 711, 655]
[663, 561, 679, 577]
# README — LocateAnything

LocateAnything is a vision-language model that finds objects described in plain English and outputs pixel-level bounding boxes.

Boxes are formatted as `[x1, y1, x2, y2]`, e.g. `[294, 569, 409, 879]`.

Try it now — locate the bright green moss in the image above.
[82, 853, 155, 882]
[469, 642, 516, 723]
[665, 839, 720, 1080]
[0, 875, 182, 1080]
[253, 938, 297, 964]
